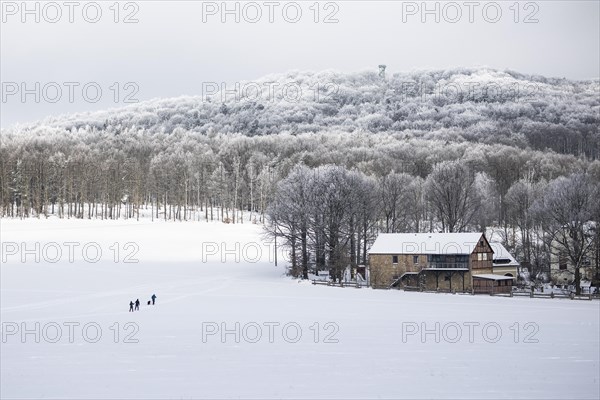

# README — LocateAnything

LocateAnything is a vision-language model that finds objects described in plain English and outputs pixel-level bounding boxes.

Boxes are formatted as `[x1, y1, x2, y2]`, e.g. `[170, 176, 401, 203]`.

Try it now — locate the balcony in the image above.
[424, 262, 469, 270]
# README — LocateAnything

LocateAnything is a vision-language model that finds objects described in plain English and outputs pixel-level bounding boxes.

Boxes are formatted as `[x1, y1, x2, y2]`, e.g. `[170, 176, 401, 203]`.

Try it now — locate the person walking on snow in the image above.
[151, 294, 157, 305]
[135, 298, 140, 311]
[129, 301, 134, 312]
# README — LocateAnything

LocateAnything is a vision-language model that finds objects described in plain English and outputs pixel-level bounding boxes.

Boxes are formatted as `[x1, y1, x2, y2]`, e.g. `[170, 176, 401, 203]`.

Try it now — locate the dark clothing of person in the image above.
[129, 301, 134, 312]
[135, 299, 140, 311]
[151, 294, 157, 305]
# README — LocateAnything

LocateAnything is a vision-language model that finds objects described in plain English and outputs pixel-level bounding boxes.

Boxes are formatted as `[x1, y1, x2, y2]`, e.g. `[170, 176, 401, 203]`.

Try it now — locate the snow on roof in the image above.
[490, 242, 520, 267]
[473, 274, 515, 281]
[368, 233, 484, 255]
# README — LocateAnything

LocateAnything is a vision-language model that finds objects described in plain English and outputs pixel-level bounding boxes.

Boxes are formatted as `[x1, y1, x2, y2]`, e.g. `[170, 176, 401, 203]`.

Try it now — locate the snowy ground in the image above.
[1, 218, 599, 399]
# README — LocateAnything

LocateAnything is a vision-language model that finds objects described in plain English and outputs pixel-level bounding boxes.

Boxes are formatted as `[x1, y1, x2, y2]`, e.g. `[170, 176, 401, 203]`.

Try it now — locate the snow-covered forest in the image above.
[2, 68, 599, 287]
[6, 68, 599, 155]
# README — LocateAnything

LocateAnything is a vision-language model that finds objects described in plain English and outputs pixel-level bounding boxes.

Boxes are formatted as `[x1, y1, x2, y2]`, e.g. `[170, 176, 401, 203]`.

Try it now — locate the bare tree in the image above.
[266, 165, 312, 278]
[425, 160, 481, 233]
[533, 173, 597, 294]
[506, 178, 547, 276]
[379, 172, 415, 233]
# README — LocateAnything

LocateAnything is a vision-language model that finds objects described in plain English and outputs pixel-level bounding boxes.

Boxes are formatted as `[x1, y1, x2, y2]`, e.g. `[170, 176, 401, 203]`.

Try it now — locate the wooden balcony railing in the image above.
[424, 263, 469, 270]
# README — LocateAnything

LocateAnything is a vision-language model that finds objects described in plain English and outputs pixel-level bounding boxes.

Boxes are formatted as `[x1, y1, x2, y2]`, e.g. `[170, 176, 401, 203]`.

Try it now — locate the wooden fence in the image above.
[509, 290, 599, 300]
[311, 279, 367, 288]
[312, 280, 600, 300]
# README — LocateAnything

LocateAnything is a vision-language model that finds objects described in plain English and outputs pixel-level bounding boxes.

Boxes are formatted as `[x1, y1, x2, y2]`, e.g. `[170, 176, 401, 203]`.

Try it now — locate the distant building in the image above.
[368, 232, 515, 294]
[549, 240, 597, 285]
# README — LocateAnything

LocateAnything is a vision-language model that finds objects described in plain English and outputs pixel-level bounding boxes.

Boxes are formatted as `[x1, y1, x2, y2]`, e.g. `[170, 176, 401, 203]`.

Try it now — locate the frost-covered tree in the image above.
[425, 160, 481, 233]
[266, 165, 313, 278]
[505, 178, 547, 273]
[379, 172, 415, 233]
[533, 173, 598, 294]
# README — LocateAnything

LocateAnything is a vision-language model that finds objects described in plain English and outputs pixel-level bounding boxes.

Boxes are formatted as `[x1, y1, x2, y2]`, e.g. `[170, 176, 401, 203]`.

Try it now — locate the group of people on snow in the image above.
[129, 294, 157, 312]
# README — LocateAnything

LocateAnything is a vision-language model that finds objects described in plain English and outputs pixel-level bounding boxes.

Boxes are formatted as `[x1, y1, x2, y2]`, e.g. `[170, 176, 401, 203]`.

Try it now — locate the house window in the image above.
[583, 257, 591, 266]
[392, 255, 398, 264]
[413, 256, 419, 264]
[477, 253, 482, 261]
[559, 252, 567, 270]
[482, 253, 487, 261]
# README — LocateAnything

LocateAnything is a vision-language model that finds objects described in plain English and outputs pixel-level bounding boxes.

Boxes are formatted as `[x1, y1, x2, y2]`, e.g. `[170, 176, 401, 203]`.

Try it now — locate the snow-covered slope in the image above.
[1, 219, 598, 399]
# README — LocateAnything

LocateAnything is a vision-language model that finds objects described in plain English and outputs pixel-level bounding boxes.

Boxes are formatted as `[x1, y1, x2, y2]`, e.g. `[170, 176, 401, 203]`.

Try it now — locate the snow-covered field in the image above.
[1, 218, 598, 399]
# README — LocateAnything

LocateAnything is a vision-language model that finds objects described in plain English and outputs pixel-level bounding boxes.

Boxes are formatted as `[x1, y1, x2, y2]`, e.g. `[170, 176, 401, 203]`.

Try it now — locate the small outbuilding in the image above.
[472, 274, 515, 294]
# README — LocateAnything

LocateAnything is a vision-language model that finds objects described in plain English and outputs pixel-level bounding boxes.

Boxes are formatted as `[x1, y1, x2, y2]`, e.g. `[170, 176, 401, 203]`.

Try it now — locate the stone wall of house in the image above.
[369, 254, 427, 287]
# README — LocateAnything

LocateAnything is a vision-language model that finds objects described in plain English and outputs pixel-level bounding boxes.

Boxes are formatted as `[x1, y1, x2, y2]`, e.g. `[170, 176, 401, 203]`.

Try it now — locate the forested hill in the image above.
[9, 68, 600, 159]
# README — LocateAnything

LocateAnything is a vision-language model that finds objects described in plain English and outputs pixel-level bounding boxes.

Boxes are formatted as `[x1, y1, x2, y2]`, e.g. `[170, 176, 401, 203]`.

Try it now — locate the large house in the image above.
[368, 232, 515, 294]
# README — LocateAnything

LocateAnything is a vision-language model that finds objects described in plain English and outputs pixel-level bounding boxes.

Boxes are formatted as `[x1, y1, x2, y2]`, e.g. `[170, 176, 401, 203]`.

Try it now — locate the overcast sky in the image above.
[1, 0, 598, 127]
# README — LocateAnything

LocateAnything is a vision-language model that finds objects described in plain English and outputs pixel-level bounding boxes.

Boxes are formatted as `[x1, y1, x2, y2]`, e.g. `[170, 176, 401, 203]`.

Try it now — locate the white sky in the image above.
[1, 0, 599, 127]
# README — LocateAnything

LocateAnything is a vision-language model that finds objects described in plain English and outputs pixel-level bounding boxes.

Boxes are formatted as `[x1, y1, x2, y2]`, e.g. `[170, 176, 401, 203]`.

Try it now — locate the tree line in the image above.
[2, 128, 598, 291]
[266, 160, 599, 294]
